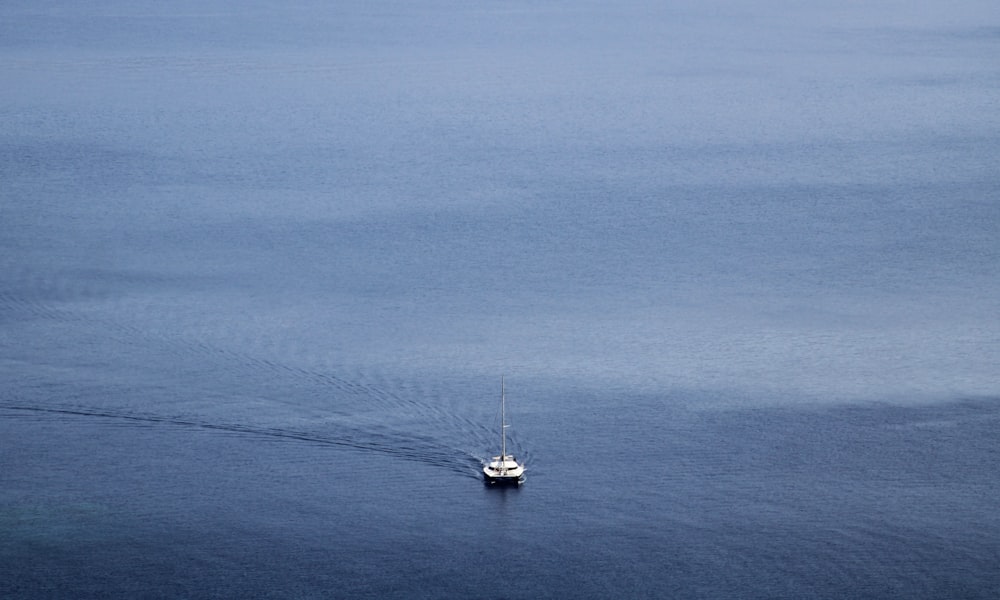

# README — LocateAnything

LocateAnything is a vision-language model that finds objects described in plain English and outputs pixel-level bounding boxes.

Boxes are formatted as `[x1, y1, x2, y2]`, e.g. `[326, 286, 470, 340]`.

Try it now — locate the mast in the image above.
[501, 376, 507, 462]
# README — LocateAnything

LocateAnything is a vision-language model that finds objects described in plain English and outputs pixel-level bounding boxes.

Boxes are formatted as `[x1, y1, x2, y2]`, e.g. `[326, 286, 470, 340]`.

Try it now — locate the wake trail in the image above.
[0, 403, 484, 479]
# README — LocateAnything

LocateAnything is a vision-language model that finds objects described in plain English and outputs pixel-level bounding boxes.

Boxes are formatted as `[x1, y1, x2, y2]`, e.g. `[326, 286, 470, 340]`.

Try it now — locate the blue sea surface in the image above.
[2, 1, 999, 598]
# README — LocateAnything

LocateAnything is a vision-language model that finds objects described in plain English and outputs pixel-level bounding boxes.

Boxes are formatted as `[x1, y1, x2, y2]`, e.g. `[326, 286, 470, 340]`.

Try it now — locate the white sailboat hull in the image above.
[483, 455, 525, 485]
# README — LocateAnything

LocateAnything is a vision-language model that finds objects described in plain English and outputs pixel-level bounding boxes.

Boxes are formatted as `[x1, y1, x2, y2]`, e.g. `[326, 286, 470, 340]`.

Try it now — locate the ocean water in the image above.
[2, 1, 999, 598]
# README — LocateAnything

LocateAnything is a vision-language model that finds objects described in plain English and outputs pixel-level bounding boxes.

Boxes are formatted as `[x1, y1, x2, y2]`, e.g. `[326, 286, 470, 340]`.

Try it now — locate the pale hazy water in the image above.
[2, 1, 999, 598]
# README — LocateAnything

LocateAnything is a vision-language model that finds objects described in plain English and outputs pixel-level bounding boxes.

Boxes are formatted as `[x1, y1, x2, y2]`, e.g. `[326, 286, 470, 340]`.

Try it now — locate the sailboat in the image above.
[483, 376, 525, 485]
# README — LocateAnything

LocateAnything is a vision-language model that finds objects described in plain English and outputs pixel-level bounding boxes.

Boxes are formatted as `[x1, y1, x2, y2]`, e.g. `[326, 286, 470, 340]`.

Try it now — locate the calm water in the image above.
[2, 1, 999, 598]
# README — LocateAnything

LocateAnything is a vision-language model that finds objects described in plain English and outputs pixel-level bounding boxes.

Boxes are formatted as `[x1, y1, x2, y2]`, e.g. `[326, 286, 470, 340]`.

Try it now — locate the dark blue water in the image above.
[3, 1, 999, 597]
